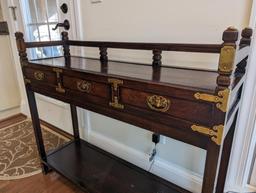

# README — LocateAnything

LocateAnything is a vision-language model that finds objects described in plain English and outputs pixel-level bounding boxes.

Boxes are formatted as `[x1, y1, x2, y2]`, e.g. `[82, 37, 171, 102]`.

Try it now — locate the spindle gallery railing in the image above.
[21, 27, 253, 92]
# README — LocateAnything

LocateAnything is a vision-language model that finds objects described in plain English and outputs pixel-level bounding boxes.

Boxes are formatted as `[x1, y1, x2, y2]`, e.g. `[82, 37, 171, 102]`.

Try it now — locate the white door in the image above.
[2, 0, 80, 133]
[8, 0, 77, 58]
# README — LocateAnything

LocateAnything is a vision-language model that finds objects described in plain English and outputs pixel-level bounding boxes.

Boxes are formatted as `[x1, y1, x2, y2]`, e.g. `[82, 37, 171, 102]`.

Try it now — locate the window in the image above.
[22, 0, 62, 59]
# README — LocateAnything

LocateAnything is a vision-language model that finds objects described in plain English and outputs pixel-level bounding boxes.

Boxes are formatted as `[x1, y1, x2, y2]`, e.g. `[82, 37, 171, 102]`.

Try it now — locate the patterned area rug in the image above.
[0, 120, 69, 180]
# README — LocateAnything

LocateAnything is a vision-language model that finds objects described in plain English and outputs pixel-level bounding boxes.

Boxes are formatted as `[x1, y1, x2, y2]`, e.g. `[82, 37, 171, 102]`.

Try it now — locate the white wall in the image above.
[0, 1, 3, 21]
[0, 2, 21, 119]
[79, 0, 252, 70]
[0, 36, 21, 111]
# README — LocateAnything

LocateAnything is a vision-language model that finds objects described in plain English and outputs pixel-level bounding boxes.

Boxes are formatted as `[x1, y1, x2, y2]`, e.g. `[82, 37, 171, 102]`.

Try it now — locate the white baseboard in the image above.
[88, 130, 203, 193]
[0, 106, 21, 120]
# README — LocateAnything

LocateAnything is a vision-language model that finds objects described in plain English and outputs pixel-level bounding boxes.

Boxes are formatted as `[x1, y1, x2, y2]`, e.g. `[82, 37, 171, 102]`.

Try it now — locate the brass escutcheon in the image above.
[77, 80, 91, 93]
[34, 71, 45, 81]
[146, 95, 170, 112]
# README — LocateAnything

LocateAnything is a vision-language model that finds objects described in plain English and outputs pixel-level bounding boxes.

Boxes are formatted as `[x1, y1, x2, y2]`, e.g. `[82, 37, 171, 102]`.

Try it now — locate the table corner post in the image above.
[25, 88, 49, 174]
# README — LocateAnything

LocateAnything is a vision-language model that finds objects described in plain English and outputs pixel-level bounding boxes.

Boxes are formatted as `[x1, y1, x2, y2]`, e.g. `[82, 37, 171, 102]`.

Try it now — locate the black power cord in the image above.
[148, 133, 160, 172]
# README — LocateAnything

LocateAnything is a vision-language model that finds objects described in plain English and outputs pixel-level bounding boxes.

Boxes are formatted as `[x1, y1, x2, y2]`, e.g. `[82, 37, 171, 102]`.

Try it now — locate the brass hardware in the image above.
[146, 95, 170, 112]
[34, 71, 45, 81]
[109, 96, 124, 109]
[218, 46, 236, 73]
[53, 68, 65, 93]
[194, 89, 230, 112]
[24, 78, 31, 84]
[191, 124, 224, 145]
[108, 78, 124, 109]
[77, 80, 91, 93]
[56, 83, 66, 93]
[53, 68, 63, 73]
[108, 78, 123, 90]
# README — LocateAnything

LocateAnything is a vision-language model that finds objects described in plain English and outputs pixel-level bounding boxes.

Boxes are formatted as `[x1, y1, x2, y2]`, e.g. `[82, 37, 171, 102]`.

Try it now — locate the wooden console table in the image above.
[15, 27, 252, 193]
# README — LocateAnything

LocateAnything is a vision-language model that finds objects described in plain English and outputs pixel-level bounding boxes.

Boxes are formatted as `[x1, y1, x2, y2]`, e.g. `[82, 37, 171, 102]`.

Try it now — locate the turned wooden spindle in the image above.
[61, 31, 71, 67]
[15, 32, 28, 67]
[99, 47, 108, 64]
[239, 27, 253, 48]
[235, 57, 248, 74]
[216, 27, 239, 91]
[235, 28, 253, 74]
[152, 67, 161, 82]
[152, 49, 162, 67]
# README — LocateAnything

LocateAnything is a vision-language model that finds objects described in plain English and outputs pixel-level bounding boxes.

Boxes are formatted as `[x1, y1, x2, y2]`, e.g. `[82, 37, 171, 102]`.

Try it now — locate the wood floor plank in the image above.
[0, 113, 27, 129]
[0, 172, 85, 193]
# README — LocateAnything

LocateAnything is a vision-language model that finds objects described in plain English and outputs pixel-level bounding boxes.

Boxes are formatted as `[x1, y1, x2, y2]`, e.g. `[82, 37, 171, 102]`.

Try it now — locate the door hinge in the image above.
[194, 89, 230, 112]
[191, 124, 224, 145]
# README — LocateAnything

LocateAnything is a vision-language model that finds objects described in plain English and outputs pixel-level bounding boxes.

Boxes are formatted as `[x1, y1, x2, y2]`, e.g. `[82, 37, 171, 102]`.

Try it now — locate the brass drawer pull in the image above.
[77, 80, 91, 93]
[147, 95, 170, 112]
[34, 71, 45, 81]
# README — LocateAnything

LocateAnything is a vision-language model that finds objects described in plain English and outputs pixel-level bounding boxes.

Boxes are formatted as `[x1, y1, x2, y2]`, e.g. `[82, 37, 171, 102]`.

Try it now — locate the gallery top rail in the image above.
[15, 27, 253, 69]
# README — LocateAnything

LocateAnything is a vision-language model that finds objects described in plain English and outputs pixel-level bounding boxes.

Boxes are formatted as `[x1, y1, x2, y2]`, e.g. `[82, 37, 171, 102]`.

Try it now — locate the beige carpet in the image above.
[0, 120, 69, 180]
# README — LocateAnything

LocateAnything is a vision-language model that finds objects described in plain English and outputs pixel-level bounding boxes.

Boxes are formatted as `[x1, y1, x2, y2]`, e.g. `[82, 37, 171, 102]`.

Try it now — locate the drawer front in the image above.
[121, 87, 213, 125]
[63, 76, 109, 99]
[24, 67, 56, 84]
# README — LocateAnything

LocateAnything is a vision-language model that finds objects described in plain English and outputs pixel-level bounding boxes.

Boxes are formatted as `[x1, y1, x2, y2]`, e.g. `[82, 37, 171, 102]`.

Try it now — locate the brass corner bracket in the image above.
[191, 124, 224, 145]
[218, 45, 236, 73]
[194, 89, 230, 112]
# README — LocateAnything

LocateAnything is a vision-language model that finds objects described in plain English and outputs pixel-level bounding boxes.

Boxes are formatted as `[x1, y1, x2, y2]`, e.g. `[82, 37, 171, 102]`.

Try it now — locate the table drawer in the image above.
[63, 76, 109, 99]
[24, 68, 56, 84]
[121, 87, 213, 125]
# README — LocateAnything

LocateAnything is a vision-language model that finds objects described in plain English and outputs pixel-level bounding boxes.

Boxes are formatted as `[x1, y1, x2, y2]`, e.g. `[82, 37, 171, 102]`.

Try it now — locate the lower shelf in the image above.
[47, 139, 191, 193]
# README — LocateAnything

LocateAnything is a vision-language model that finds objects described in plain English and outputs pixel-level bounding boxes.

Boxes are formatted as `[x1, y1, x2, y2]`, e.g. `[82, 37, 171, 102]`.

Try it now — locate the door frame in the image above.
[225, 0, 256, 191]
[0, 0, 82, 116]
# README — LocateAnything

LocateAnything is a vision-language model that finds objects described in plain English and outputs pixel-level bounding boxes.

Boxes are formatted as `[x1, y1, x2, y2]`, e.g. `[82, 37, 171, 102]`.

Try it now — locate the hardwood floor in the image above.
[0, 114, 83, 193]
[0, 113, 27, 129]
[0, 172, 85, 193]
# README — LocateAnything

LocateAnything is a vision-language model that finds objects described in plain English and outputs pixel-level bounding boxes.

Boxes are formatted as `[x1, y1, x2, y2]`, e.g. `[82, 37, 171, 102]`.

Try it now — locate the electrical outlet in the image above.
[91, 0, 103, 3]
